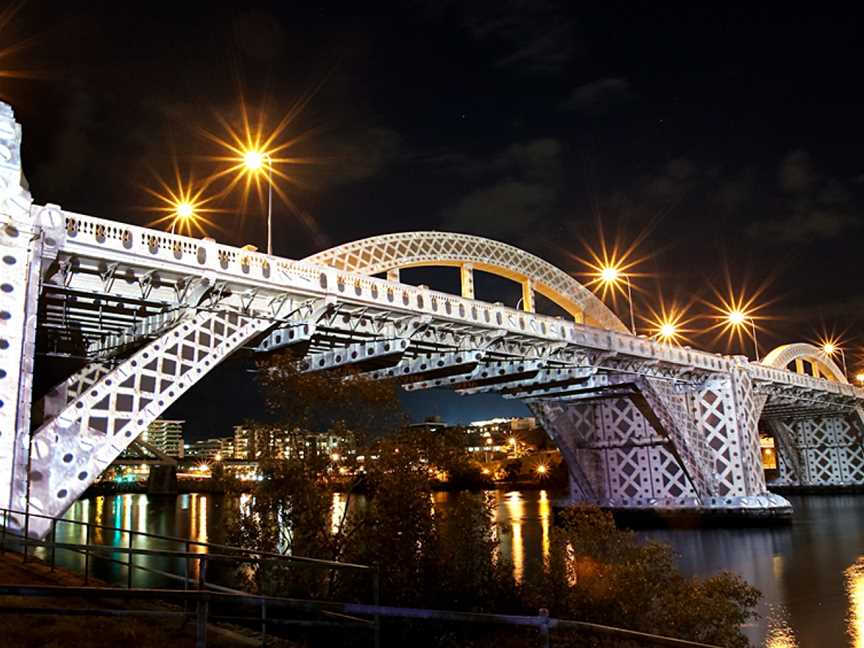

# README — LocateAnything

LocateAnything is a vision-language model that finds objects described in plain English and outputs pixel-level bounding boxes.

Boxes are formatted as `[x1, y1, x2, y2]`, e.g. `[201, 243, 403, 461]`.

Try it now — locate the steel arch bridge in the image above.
[2, 104, 863, 538]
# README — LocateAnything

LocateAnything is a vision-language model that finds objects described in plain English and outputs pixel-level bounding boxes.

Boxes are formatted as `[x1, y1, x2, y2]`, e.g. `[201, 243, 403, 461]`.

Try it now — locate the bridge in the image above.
[1, 104, 863, 538]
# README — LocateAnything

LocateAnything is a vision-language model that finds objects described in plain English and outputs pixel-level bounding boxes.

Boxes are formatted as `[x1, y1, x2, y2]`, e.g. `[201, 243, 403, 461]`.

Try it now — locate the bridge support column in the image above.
[521, 278, 535, 313]
[460, 264, 475, 299]
[386, 268, 400, 283]
[765, 411, 864, 488]
[0, 105, 64, 518]
[531, 365, 791, 520]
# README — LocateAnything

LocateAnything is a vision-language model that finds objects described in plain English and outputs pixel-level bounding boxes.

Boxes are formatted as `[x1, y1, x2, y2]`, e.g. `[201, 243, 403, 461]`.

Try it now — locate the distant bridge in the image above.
[1, 104, 862, 538]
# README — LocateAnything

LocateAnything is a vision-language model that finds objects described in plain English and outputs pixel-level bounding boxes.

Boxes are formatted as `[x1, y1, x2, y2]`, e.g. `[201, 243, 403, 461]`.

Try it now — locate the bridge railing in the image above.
[55, 208, 742, 375]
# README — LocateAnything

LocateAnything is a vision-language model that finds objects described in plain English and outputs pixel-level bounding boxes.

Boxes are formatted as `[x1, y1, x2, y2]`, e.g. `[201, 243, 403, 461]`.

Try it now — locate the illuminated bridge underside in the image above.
[1, 104, 863, 538]
[760, 344, 864, 488]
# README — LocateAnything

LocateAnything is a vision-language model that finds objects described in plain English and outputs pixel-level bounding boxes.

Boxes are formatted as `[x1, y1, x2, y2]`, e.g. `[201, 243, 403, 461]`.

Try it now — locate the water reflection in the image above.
[331, 492, 347, 535]
[45, 491, 864, 647]
[847, 558, 864, 647]
[505, 492, 524, 582]
[764, 605, 799, 648]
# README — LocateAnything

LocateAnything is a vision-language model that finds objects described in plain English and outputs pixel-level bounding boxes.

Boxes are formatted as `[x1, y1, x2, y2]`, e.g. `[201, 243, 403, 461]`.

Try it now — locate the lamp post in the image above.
[600, 265, 637, 335]
[242, 150, 274, 255]
[726, 309, 760, 361]
[822, 342, 848, 380]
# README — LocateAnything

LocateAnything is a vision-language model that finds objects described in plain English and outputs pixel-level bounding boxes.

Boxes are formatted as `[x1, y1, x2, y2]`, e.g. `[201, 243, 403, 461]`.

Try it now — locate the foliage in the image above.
[230, 352, 761, 647]
[523, 507, 760, 648]
[255, 351, 405, 445]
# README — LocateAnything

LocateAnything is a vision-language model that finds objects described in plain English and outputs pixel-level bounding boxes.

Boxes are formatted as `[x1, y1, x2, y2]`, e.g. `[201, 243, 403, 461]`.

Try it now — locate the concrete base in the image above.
[770, 483, 864, 495]
[554, 493, 794, 528]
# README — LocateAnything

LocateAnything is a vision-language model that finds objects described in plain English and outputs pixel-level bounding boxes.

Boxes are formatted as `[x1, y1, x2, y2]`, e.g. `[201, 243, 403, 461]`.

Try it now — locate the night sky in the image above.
[9, 3, 864, 438]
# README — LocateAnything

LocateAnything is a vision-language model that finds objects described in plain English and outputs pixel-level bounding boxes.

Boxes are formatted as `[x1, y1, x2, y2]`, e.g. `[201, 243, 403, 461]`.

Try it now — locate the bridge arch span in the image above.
[761, 342, 848, 384]
[304, 231, 628, 332]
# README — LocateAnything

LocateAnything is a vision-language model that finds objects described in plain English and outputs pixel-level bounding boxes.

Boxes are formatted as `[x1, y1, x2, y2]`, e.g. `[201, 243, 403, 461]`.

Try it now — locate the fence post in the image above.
[373, 563, 381, 648]
[84, 523, 91, 585]
[2, 509, 8, 555]
[50, 522, 57, 572]
[538, 608, 550, 648]
[184, 540, 190, 616]
[22, 506, 29, 563]
[127, 530, 134, 588]
[195, 558, 208, 648]
[260, 599, 267, 647]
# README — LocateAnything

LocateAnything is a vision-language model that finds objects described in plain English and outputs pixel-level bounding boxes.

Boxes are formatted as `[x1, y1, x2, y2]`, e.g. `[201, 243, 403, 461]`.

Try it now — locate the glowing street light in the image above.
[820, 338, 848, 379]
[856, 372, 864, 386]
[143, 169, 218, 237]
[656, 320, 679, 344]
[241, 148, 274, 255]
[598, 263, 637, 335]
[725, 308, 760, 361]
[535, 464, 548, 476]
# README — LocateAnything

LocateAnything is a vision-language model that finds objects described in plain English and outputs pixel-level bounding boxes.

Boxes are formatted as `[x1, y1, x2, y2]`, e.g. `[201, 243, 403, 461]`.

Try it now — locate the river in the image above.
[42, 491, 864, 647]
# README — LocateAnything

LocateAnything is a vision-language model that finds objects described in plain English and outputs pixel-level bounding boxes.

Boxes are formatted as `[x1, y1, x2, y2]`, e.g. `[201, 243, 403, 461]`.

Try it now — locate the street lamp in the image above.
[821, 341, 848, 380]
[242, 148, 274, 255]
[856, 372, 864, 386]
[171, 201, 195, 235]
[599, 264, 637, 335]
[656, 320, 679, 344]
[726, 309, 760, 361]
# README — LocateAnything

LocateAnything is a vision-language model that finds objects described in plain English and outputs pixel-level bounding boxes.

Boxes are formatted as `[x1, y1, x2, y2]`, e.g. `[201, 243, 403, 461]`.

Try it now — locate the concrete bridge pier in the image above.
[531, 364, 792, 521]
[765, 412, 864, 491]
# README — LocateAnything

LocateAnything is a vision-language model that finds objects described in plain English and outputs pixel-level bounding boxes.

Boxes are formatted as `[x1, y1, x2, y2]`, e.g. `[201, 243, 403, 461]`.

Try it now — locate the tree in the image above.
[524, 507, 760, 648]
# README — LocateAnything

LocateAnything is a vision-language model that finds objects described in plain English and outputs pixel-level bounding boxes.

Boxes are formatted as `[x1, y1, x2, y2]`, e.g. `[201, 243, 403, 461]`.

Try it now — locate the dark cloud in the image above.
[778, 149, 817, 193]
[321, 127, 402, 186]
[439, 137, 563, 237]
[460, 0, 578, 74]
[748, 150, 861, 242]
[559, 77, 632, 112]
[441, 180, 558, 237]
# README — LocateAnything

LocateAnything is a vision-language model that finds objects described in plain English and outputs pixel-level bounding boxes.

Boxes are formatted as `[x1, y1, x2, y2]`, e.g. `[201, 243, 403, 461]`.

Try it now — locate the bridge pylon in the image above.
[529, 363, 791, 519]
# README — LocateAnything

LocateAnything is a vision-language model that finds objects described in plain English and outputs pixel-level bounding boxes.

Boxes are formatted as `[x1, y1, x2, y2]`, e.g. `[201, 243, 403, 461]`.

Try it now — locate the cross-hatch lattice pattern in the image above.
[303, 231, 628, 332]
[769, 414, 864, 486]
[16, 309, 272, 537]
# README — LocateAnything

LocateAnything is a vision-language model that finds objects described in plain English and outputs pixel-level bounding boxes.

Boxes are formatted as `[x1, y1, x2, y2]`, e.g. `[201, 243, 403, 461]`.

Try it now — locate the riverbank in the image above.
[0, 551, 267, 647]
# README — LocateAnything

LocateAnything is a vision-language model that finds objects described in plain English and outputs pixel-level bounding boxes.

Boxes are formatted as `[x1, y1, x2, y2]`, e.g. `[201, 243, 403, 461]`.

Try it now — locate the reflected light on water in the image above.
[331, 492, 347, 535]
[846, 558, 864, 647]
[539, 490, 551, 561]
[764, 605, 798, 648]
[505, 491, 524, 583]
[94, 496, 104, 544]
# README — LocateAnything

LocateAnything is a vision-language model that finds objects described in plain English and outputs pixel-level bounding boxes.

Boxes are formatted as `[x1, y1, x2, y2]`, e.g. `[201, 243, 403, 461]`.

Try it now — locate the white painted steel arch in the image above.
[304, 231, 628, 332]
[761, 343, 848, 384]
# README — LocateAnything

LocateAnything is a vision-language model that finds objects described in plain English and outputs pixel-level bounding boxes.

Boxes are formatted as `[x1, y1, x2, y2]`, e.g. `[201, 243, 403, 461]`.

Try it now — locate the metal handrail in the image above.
[0, 506, 723, 648]
[0, 584, 722, 648]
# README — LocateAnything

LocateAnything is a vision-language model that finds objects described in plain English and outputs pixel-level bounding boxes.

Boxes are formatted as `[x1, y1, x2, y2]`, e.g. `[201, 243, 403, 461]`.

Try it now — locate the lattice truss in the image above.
[764, 412, 864, 486]
[529, 366, 771, 509]
[15, 308, 272, 537]
[304, 231, 627, 332]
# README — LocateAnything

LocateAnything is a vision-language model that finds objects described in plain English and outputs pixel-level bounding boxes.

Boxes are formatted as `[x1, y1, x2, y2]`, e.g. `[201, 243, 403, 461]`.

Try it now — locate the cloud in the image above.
[560, 77, 632, 113]
[320, 127, 402, 185]
[459, 1, 579, 75]
[747, 209, 859, 242]
[748, 149, 861, 242]
[778, 149, 817, 193]
[441, 180, 558, 236]
[438, 137, 564, 237]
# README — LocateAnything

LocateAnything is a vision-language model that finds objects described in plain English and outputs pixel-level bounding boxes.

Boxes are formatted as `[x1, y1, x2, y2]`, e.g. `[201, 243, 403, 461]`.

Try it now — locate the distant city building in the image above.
[142, 419, 185, 458]
[232, 425, 355, 460]
[184, 437, 225, 460]
[408, 416, 451, 434]
[220, 436, 236, 460]
[466, 417, 542, 457]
